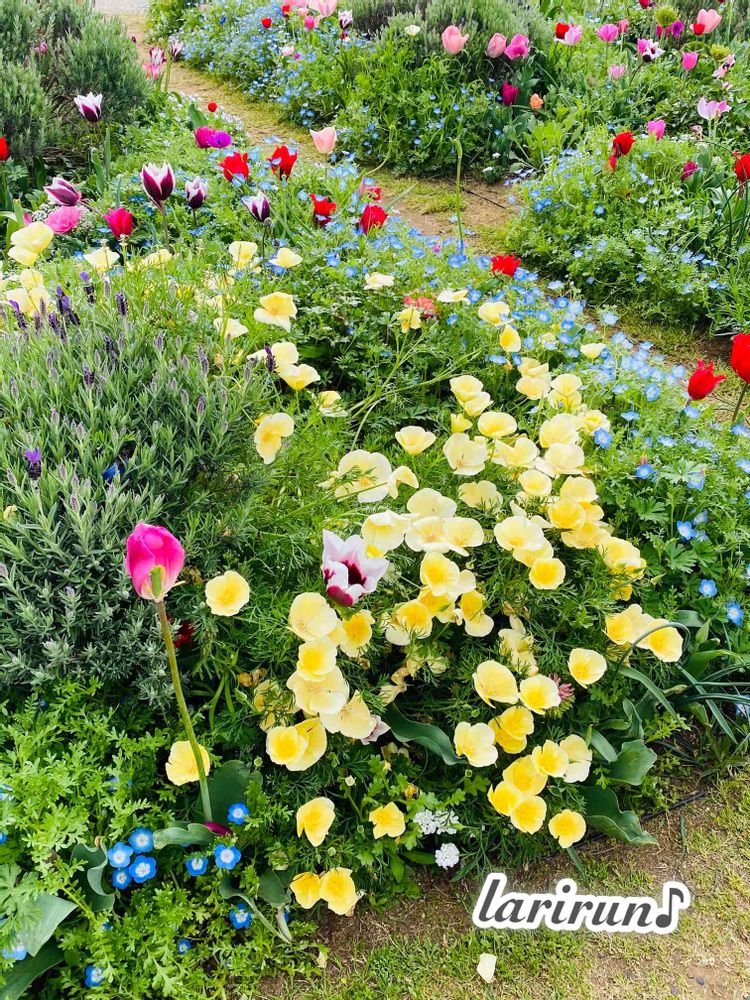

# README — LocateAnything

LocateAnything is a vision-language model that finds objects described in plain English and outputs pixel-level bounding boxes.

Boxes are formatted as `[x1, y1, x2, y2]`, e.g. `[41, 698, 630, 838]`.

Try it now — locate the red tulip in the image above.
[555, 22, 570, 38]
[491, 254, 520, 277]
[103, 207, 134, 240]
[734, 152, 750, 185]
[310, 193, 336, 226]
[612, 131, 635, 157]
[261, 16, 272, 27]
[687, 359, 726, 400]
[731, 332, 750, 384]
[281, 3, 291, 14]
[0, 137, 8, 161]
[220, 151, 249, 181]
[268, 144, 297, 178]
[207, 101, 218, 112]
[359, 204, 388, 235]
[501, 83, 519, 106]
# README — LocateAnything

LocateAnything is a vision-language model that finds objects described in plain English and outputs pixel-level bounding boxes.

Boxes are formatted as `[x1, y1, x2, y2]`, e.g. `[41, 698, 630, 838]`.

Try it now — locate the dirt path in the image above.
[102, 7, 515, 248]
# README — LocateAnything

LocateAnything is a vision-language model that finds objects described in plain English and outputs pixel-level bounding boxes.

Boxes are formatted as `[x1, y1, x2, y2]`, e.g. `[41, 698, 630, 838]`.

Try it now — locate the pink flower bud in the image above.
[125, 523, 185, 601]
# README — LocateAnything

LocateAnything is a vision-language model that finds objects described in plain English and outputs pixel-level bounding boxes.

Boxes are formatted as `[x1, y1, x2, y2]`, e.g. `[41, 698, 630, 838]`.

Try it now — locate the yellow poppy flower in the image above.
[214, 316, 248, 339]
[437, 287, 468, 303]
[510, 795, 546, 834]
[287, 666, 349, 716]
[384, 600, 433, 645]
[568, 648, 607, 687]
[442, 433, 488, 476]
[319, 868, 357, 915]
[254, 411, 294, 464]
[637, 619, 683, 662]
[291, 871, 321, 909]
[289, 592, 339, 641]
[364, 271, 394, 290]
[395, 425, 436, 455]
[296, 797, 335, 846]
[228, 240, 259, 268]
[559, 735, 592, 783]
[269, 247, 302, 268]
[519, 675, 561, 714]
[454, 721, 498, 767]
[548, 809, 586, 848]
[205, 570, 250, 616]
[8, 221, 54, 266]
[320, 690, 374, 739]
[397, 306, 421, 332]
[477, 411, 517, 439]
[297, 636, 337, 680]
[477, 299, 509, 326]
[84, 245, 119, 273]
[604, 604, 649, 646]
[458, 480, 501, 511]
[369, 802, 406, 839]
[473, 660, 519, 706]
[333, 610, 374, 657]
[254, 291, 297, 331]
[165, 740, 211, 785]
[488, 780, 522, 816]
[529, 557, 566, 590]
[531, 740, 569, 778]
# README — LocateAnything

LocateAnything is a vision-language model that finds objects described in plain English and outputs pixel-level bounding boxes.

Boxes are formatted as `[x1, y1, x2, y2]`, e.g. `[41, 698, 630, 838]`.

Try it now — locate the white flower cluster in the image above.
[435, 843, 460, 869]
[413, 808, 459, 836]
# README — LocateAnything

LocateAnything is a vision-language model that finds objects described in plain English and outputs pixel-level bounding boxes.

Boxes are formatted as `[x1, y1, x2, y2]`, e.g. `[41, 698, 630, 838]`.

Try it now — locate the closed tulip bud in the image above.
[44, 176, 81, 207]
[74, 91, 103, 122]
[242, 191, 271, 222]
[125, 522, 185, 601]
[141, 162, 175, 205]
[185, 176, 208, 210]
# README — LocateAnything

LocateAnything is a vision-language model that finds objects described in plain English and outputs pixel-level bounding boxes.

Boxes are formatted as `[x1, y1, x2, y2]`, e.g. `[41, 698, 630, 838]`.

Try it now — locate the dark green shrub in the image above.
[37, 0, 93, 45]
[147, 0, 200, 39]
[55, 16, 150, 127]
[0, 62, 50, 163]
[0, 0, 39, 62]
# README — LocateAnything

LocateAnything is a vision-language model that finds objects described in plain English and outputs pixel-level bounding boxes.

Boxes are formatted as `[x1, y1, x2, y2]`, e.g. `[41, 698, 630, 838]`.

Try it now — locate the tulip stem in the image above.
[731, 382, 749, 425]
[159, 204, 172, 251]
[156, 598, 213, 822]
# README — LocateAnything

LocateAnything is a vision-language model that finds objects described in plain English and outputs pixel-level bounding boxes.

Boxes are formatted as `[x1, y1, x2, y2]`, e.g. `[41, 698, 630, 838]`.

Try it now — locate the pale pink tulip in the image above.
[442, 25, 469, 54]
[608, 63, 627, 79]
[310, 126, 337, 155]
[486, 32, 506, 58]
[693, 8, 721, 33]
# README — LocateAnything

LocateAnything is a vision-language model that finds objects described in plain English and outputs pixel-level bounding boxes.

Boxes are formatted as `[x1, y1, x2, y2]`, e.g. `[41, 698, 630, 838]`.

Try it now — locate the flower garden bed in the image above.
[0, 4, 750, 998]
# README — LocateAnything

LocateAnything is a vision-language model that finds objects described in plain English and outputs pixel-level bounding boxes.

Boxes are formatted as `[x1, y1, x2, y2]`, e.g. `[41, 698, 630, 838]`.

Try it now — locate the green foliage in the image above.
[54, 17, 151, 129]
[0, 63, 50, 164]
[37, 0, 93, 45]
[0, 0, 38, 63]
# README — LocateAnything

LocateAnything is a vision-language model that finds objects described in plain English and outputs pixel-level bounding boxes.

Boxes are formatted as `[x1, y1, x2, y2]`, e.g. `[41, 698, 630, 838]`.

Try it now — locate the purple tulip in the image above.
[242, 191, 270, 223]
[185, 176, 208, 210]
[44, 176, 82, 207]
[141, 162, 175, 205]
[74, 92, 103, 123]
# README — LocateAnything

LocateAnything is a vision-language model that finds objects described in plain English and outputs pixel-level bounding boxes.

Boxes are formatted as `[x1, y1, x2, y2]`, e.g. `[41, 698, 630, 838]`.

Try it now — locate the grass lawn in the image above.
[262, 773, 750, 1000]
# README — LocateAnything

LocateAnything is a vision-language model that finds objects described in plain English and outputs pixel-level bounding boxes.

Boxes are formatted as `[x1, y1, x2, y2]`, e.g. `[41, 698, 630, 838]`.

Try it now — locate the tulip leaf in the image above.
[589, 729, 618, 763]
[153, 823, 214, 850]
[0, 941, 63, 1000]
[580, 786, 656, 845]
[608, 739, 657, 786]
[17, 894, 76, 957]
[383, 705, 460, 765]
[204, 760, 259, 825]
[69, 844, 114, 913]
[257, 871, 289, 908]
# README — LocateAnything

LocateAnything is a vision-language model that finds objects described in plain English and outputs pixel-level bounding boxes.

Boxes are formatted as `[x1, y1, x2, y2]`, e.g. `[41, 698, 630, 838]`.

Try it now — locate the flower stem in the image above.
[159, 204, 171, 251]
[156, 599, 213, 822]
[731, 382, 749, 425]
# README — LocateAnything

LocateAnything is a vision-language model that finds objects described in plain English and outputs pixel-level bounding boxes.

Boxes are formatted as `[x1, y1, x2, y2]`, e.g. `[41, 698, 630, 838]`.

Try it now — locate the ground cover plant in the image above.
[0, 74, 749, 997]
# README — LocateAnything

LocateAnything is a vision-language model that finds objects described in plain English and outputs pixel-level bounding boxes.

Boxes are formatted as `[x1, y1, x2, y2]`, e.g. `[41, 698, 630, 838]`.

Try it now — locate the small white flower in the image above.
[404, 24, 421, 36]
[434, 842, 460, 869]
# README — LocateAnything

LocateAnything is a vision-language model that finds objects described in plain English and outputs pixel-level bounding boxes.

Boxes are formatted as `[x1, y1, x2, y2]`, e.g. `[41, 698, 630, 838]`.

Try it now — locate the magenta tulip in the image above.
[504, 33, 530, 59]
[682, 51, 699, 70]
[125, 523, 185, 601]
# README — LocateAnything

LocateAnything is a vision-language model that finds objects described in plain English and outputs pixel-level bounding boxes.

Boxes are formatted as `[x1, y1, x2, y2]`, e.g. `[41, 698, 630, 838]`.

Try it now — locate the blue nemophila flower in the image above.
[85, 966, 106, 988]
[684, 405, 700, 419]
[128, 854, 157, 884]
[676, 520, 697, 541]
[0, 832, 6, 845]
[107, 842, 133, 869]
[129, 828, 154, 852]
[737, 458, 750, 475]
[186, 854, 209, 876]
[635, 463, 656, 480]
[112, 870, 132, 890]
[699, 579, 717, 598]
[687, 472, 705, 490]
[2, 944, 26, 962]
[227, 803, 250, 824]
[229, 905, 253, 929]
[177, 938, 191, 955]
[593, 428, 612, 448]
[727, 602, 744, 626]
[621, 409, 640, 422]
[214, 844, 242, 870]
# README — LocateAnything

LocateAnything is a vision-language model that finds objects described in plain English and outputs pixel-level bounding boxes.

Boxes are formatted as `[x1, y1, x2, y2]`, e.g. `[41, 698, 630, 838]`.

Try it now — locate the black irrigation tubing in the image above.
[463, 186, 510, 210]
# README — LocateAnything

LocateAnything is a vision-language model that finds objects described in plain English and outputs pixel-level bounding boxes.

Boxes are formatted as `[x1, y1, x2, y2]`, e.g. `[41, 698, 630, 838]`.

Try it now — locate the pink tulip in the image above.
[608, 63, 627, 79]
[618, 18, 629, 33]
[598, 23, 619, 42]
[682, 51, 699, 70]
[647, 118, 666, 139]
[697, 96, 730, 120]
[125, 523, 185, 601]
[310, 126, 337, 155]
[486, 33, 506, 58]
[505, 33, 530, 59]
[304, 14, 317, 28]
[312, 0, 337, 15]
[693, 8, 721, 33]
[321, 530, 389, 606]
[442, 25, 469, 54]
[46, 205, 84, 234]
[561, 24, 582, 45]
[143, 62, 163, 79]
